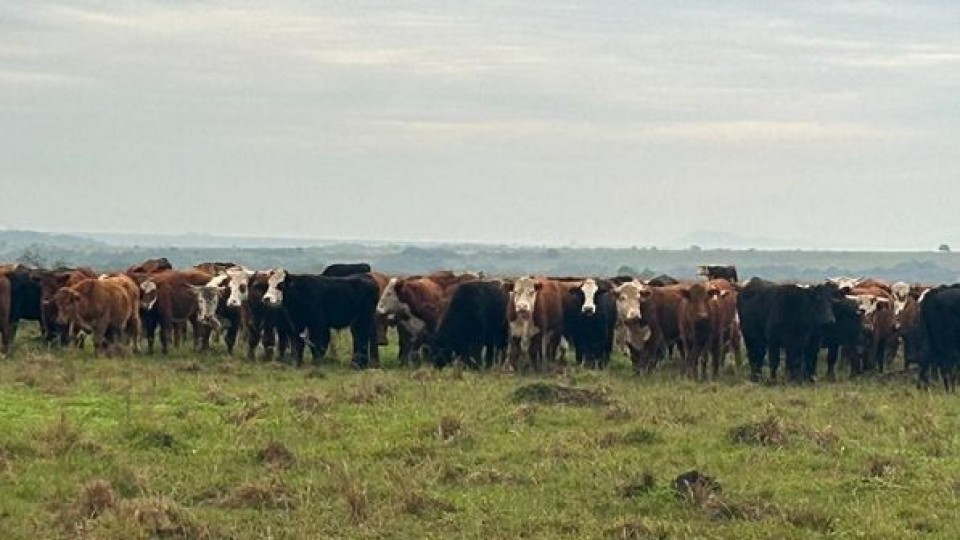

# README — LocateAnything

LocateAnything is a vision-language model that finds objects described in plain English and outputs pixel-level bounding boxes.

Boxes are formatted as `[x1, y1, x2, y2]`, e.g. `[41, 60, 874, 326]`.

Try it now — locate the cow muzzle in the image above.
[582, 305, 596, 316]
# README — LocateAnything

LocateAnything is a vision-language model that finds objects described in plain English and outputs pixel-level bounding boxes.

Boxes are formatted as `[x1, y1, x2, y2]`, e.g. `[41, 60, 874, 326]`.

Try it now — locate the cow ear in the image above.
[534, 282, 543, 291]
[680, 289, 691, 299]
[501, 281, 514, 293]
[639, 288, 652, 299]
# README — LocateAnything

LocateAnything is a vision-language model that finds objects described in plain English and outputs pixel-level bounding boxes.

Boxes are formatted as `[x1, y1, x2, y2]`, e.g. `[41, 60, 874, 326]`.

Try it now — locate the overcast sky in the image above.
[2, 1, 958, 249]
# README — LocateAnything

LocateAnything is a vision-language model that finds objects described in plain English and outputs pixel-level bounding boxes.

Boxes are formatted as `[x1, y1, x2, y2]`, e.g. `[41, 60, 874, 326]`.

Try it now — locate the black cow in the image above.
[814, 297, 865, 381]
[321, 263, 372, 277]
[917, 285, 960, 392]
[698, 265, 738, 283]
[429, 281, 509, 369]
[262, 270, 379, 368]
[245, 272, 292, 361]
[563, 279, 617, 368]
[738, 279, 838, 382]
[647, 274, 680, 287]
[0, 268, 43, 354]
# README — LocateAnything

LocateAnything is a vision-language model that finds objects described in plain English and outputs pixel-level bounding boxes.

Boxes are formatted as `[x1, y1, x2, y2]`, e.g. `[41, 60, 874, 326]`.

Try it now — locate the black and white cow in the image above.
[261, 269, 380, 368]
[564, 279, 617, 368]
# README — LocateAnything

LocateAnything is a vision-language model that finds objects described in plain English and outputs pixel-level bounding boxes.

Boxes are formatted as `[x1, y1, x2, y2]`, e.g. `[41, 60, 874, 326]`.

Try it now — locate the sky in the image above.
[2, 1, 959, 250]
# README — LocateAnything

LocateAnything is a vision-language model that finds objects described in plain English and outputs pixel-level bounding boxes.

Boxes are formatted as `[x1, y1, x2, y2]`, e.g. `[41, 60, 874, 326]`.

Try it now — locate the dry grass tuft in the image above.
[219, 480, 297, 509]
[111, 496, 207, 538]
[864, 455, 902, 479]
[604, 403, 635, 421]
[729, 416, 790, 447]
[511, 382, 610, 407]
[605, 519, 667, 539]
[257, 441, 296, 470]
[227, 402, 268, 425]
[203, 384, 232, 406]
[349, 377, 393, 404]
[35, 412, 93, 457]
[510, 403, 538, 425]
[617, 472, 657, 498]
[435, 414, 464, 442]
[386, 470, 456, 516]
[75, 479, 118, 519]
[786, 508, 836, 533]
[332, 462, 368, 525]
[288, 391, 333, 414]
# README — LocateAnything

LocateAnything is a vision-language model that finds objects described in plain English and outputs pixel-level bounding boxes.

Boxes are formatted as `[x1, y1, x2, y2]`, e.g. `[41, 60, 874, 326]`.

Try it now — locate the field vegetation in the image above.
[0, 327, 958, 539]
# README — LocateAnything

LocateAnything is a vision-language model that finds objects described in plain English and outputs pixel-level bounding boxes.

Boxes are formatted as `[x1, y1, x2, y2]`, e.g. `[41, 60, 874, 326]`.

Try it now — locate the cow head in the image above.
[140, 280, 158, 310]
[681, 283, 714, 323]
[577, 279, 600, 315]
[52, 287, 81, 325]
[512, 276, 540, 319]
[262, 269, 287, 307]
[846, 294, 891, 318]
[190, 275, 229, 329]
[612, 281, 651, 324]
[828, 276, 861, 294]
[891, 281, 910, 315]
[376, 277, 406, 317]
[811, 283, 840, 326]
[224, 266, 253, 308]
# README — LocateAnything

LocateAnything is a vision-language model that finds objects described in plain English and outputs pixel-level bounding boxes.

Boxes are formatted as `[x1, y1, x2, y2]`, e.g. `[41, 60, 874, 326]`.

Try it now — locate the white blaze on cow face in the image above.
[829, 276, 861, 293]
[613, 281, 649, 323]
[512, 276, 539, 319]
[140, 281, 158, 310]
[580, 279, 599, 315]
[891, 281, 910, 315]
[224, 266, 253, 308]
[262, 269, 287, 307]
[192, 276, 228, 328]
[846, 294, 889, 318]
[377, 278, 403, 316]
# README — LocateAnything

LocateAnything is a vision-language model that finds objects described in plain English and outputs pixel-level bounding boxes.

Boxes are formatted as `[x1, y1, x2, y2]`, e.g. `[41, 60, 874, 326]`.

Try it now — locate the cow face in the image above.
[512, 277, 540, 319]
[52, 288, 81, 325]
[683, 283, 712, 322]
[262, 269, 287, 307]
[612, 281, 650, 324]
[811, 283, 839, 326]
[846, 294, 891, 319]
[191, 274, 229, 328]
[891, 281, 910, 315]
[828, 276, 861, 294]
[224, 266, 253, 308]
[578, 279, 600, 315]
[377, 278, 405, 317]
[140, 280, 158, 310]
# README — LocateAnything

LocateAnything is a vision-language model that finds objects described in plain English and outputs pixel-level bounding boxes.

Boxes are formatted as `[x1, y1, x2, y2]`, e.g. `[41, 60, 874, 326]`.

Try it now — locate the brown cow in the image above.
[127, 257, 173, 275]
[140, 269, 212, 354]
[36, 267, 97, 346]
[425, 270, 480, 297]
[847, 286, 896, 373]
[53, 275, 140, 356]
[506, 276, 564, 372]
[193, 261, 238, 275]
[677, 282, 722, 379]
[376, 276, 446, 363]
[707, 279, 742, 367]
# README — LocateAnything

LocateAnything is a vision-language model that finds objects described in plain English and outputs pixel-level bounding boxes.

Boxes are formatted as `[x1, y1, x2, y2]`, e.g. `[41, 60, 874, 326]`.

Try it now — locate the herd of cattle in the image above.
[1, 260, 960, 391]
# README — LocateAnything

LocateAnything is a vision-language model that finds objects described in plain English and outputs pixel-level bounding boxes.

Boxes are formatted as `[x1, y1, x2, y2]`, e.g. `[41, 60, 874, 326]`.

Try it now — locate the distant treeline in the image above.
[3, 241, 959, 284]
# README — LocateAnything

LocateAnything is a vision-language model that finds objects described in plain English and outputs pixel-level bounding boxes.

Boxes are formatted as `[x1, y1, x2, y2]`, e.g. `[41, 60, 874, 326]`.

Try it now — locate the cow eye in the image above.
[239, 284, 247, 293]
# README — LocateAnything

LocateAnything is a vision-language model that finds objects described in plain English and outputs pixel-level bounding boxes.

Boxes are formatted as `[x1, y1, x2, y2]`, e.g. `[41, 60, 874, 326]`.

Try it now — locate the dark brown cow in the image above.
[847, 286, 896, 373]
[140, 269, 212, 354]
[677, 282, 722, 379]
[506, 276, 565, 372]
[36, 267, 97, 346]
[425, 270, 480, 297]
[53, 275, 140, 356]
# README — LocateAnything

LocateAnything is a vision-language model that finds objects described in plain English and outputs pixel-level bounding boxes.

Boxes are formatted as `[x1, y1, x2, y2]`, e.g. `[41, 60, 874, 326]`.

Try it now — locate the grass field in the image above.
[0, 330, 958, 539]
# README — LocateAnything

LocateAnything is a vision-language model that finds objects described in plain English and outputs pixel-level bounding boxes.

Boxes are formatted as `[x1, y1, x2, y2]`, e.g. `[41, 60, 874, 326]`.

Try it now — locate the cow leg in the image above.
[290, 330, 305, 367]
[825, 346, 839, 382]
[246, 322, 262, 361]
[350, 322, 372, 370]
[767, 341, 781, 382]
[127, 314, 141, 355]
[159, 322, 171, 355]
[397, 325, 411, 366]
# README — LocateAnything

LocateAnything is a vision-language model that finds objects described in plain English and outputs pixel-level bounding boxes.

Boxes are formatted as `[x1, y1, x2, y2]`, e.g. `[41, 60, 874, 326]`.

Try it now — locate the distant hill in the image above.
[0, 229, 106, 250]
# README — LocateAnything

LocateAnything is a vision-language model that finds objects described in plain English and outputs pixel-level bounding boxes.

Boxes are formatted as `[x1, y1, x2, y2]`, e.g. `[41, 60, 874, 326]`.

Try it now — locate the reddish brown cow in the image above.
[53, 275, 140, 356]
[707, 279, 742, 367]
[193, 261, 238, 275]
[126, 258, 173, 275]
[848, 286, 896, 373]
[506, 276, 565, 372]
[425, 270, 480, 297]
[376, 276, 446, 363]
[677, 282, 722, 379]
[140, 270, 212, 354]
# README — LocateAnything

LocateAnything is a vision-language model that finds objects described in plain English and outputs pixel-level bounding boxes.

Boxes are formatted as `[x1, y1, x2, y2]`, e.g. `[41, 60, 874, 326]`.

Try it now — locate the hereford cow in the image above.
[53, 275, 140, 356]
[610, 280, 654, 371]
[189, 272, 244, 355]
[429, 280, 508, 369]
[376, 276, 445, 363]
[846, 285, 895, 373]
[261, 269, 380, 368]
[140, 269, 212, 354]
[506, 276, 565, 372]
